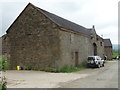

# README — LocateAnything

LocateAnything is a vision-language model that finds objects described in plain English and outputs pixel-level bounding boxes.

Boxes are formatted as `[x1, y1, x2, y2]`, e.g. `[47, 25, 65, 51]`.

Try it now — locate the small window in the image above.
[27, 34, 32, 35]
[100, 42, 102, 46]
[97, 58, 99, 60]
[70, 34, 74, 43]
[88, 57, 95, 60]
[96, 38, 98, 41]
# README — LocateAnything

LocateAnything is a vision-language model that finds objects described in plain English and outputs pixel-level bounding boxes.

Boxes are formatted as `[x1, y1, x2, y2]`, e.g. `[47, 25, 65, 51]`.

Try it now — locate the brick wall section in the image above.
[7, 4, 61, 70]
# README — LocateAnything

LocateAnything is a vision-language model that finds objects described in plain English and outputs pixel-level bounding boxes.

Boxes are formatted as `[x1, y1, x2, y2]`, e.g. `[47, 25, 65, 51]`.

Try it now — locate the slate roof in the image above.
[37, 7, 92, 36]
[97, 35, 103, 40]
[6, 3, 96, 37]
[104, 39, 112, 47]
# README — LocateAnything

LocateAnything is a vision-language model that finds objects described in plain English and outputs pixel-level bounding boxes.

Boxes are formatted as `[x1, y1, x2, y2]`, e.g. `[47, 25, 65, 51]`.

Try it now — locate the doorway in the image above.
[93, 43, 97, 56]
[75, 52, 79, 67]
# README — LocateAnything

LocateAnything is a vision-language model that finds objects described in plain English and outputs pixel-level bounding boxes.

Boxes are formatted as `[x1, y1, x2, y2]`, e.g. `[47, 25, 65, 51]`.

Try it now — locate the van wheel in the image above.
[97, 64, 101, 68]
[102, 63, 104, 67]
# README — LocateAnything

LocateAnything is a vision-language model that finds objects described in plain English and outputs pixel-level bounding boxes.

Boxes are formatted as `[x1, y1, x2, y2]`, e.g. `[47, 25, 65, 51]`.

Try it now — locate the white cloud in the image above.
[97, 26, 118, 44]
[0, 0, 119, 44]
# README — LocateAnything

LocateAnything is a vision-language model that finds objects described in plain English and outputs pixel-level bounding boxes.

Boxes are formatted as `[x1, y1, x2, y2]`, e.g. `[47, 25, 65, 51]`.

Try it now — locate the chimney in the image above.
[92, 25, 95, 29]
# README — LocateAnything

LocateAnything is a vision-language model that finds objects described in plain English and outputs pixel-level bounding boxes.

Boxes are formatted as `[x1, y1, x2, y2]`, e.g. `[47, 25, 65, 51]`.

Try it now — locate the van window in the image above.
[88, 57, 95, 60]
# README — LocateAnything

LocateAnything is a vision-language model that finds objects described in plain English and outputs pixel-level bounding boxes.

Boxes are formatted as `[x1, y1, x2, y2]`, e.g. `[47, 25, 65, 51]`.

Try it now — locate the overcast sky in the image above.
[0, 0, 119, 44]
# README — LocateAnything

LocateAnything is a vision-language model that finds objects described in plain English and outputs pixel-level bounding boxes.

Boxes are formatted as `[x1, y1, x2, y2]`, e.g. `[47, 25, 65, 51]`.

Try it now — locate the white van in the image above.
[87, 56, 104, 68]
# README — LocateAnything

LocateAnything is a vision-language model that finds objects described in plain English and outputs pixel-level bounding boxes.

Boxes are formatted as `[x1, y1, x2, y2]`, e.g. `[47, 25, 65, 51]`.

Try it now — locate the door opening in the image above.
[93, 43, 97, 56]
[75, 52, 79, 67]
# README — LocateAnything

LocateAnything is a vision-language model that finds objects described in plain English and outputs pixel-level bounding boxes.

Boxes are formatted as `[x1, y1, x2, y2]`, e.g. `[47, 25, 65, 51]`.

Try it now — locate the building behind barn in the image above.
[104, 39, 112, 60]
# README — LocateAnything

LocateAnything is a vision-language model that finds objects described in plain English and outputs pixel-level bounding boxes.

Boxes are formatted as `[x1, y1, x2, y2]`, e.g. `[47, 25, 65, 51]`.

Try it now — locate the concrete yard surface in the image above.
[5, 61, 118, 88]
[59, 61, 118, 88]
[5, 70, 88, 88]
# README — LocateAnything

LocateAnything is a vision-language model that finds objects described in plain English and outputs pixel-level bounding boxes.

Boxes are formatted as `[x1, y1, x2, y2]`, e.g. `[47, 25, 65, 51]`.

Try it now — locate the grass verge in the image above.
[57, 64, 87, 73]
[23, 63, 87, 73]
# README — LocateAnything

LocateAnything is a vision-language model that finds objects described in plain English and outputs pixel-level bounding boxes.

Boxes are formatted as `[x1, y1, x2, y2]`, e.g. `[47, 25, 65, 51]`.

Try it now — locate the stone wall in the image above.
[2, 35, 9, 56]
[58, 29, 104, 68]
[59, 29, 92, 68]
[0, 35, 10, 57]
[96, 38, 104, 59]
[104, 46, 112, 60]
[7, 4, 61, 70]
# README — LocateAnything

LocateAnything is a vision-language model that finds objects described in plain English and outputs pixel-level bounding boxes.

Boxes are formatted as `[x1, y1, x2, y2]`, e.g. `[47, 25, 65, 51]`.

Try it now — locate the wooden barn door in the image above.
[75, 52, 79, 67]
[93, 43, 97, 56]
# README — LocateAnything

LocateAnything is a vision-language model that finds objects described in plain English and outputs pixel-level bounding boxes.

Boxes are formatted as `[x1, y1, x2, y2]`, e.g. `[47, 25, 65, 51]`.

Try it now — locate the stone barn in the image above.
[104, 39, 112, 60]
[4, 3, 105, 70]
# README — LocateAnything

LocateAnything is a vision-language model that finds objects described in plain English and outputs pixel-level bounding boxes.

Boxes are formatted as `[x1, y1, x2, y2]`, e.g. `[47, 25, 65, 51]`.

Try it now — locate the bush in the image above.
[25, 67, 32, 70]
[0, 57, 9, 71]
[0, 57, 7, 90]
[0, 82, 7, 90]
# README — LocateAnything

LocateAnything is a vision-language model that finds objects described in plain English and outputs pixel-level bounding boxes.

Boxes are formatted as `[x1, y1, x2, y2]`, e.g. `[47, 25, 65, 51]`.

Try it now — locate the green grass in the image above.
[24, 63, 87, 73]
[112, 49, 119, 58]
[0, 85, 2, 90]
[57, 64, 86, 73]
